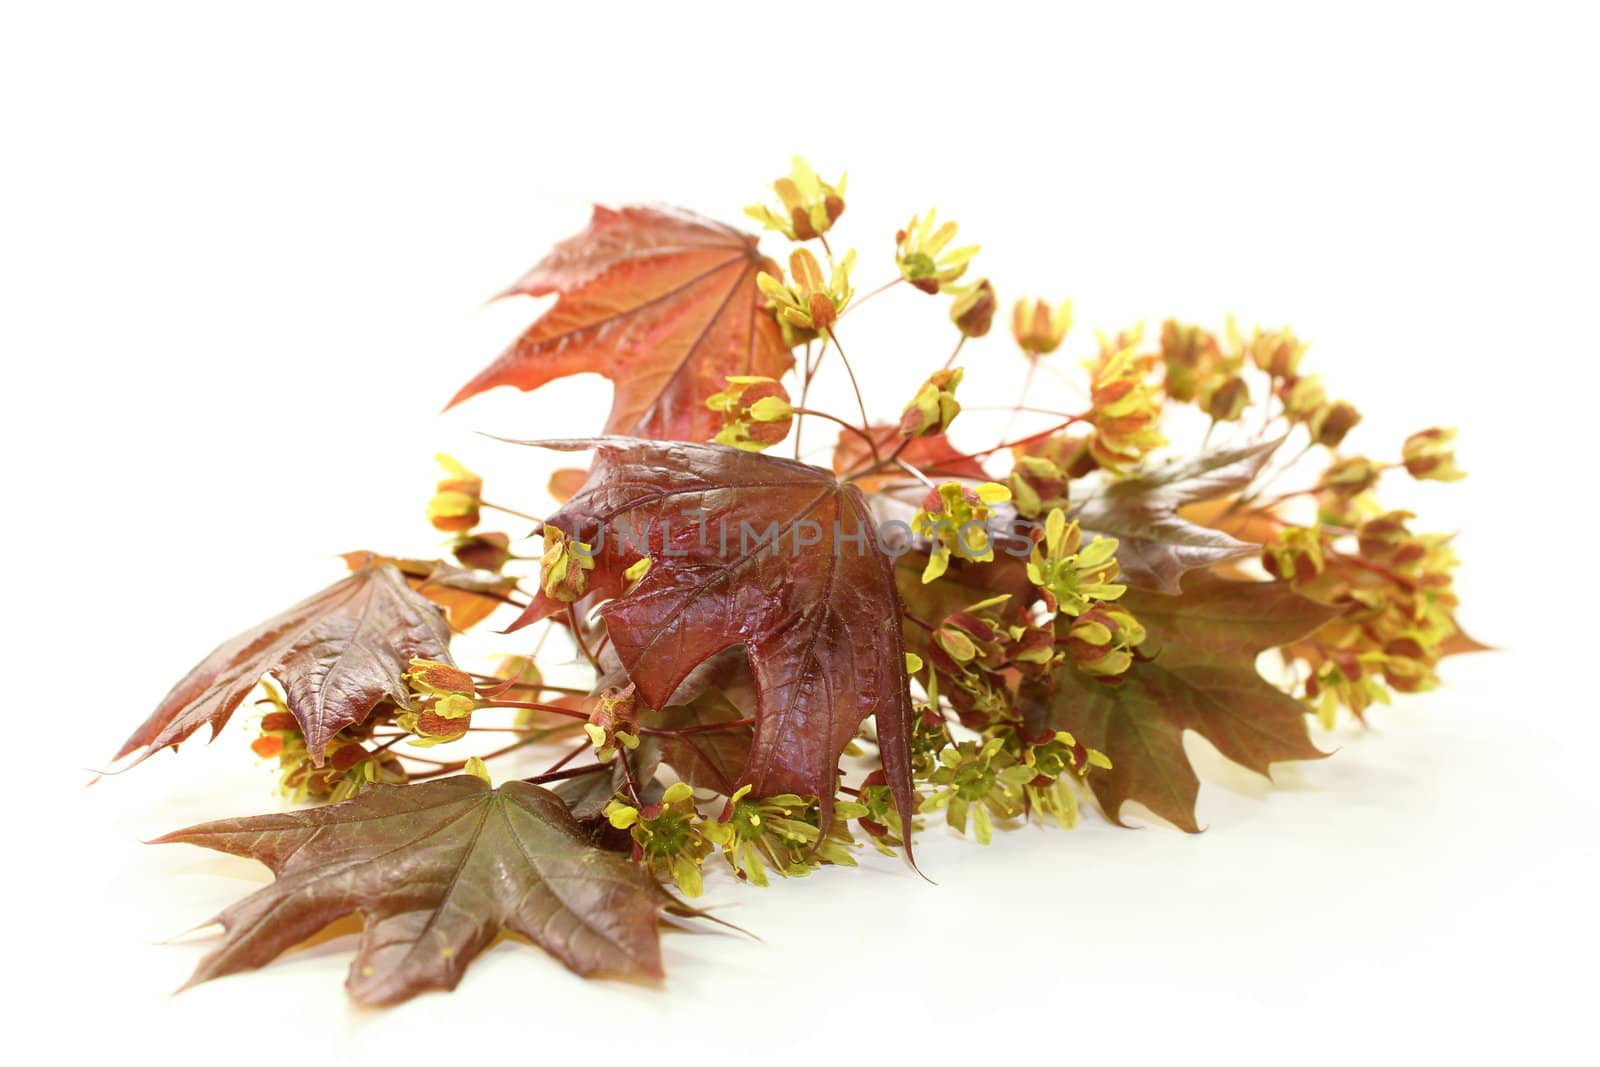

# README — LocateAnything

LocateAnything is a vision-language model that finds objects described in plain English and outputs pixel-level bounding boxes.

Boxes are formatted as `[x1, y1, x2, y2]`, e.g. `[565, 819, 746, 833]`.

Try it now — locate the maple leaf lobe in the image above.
[156, 776, 677, 1003]
[1042, 573, 1339, 831]
[448, 206, 792, 443]
[117, 562, 453, 767]
[1073, 438, 1283, 593]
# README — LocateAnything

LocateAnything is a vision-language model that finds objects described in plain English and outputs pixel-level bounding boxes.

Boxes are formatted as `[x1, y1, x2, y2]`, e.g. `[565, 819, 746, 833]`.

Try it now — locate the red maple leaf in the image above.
[448, 207, 793, 442]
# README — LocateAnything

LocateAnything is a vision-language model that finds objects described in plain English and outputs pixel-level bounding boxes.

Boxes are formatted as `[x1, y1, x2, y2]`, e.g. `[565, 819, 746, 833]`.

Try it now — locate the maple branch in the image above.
[838, 430, 918, 485]
[795, 339, 814, 460]
[480, 699, 588, 719]
[895, 458, 937, 491]
[640, 717, 755, 737]
[1228, 440, 1315, 512]
[963, 404, 1081, 417]
[519, 762, 612, 787]
[470, 674, 591, 698]
[614, 745, 643, 806]
[404, 732, 560, 780]
[967, 415, 1088, 461]
[792, 407, 880, 458]
[542, 737, 592, 775]
[481, 500, 544, 527]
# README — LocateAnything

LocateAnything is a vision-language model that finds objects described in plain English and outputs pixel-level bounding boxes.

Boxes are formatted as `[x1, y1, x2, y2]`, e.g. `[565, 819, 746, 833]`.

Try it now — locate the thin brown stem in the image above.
[480, 699, 588, 720]
[895, 458, 937, 491]
[999, 356, 1039, 441]
[1229, 440, 1315, 512]
[481, 500, 545, 526]
[542, 737, 592, 775]
[568, 605, 602, 672]
[839, 276, 904, 319]
[791, 407, 879, 456]
[500, 762, 612, 787]
[640, 717, 755, 737]
[825, 329, 879, 464]
[967, 415, 1087, 460]
[794, 339, 814, 460]
[403, 731, 560, 780]
[941, 334, 967, 371]
[614, 746, 642, 806]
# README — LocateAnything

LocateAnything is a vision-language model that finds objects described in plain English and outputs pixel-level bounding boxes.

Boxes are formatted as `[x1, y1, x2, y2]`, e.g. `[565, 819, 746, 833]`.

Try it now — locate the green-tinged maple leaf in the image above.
[1072, 438, 1281, 593]
[508, 439, 917, 846]
[117, 562, 453, 766]
[1036, 572, 1339, 831]
[447, 206, 793, 442]
[156, 777, 684, 1003]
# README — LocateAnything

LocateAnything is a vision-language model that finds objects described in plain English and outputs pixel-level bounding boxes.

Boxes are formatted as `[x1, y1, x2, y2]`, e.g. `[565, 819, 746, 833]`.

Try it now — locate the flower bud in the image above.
[1011, 297, 1072, 357]
[1402, 427, 1466, 482]
[1357, 511, 1426, 567]
[1248, 326, 1307, 378]
[1064, 606, 1146, 677]
[1261, 526, 1326, 584]
[1087, 347, 1167, 472]
[539, 527, 595, 603]
[897, 209, 979, 293]
[744, 156, 846, 242]
[1202, 376, 1250, 422]
[1318, 455, 1380, 498]
[451, 531, 512, 572]
[1158, 320, 1219, 402]
[1007, 455, 1070, 519]
[949, 279, 996, 338]
[707, 376, 794, 452]
[1310, 400, 1362, 448]
[899, 367, 964, 438]
[427, 454, 483, 533]
[405, 657, 476, 699]
[584, 683, 641, 762]
[757, 248, 855, 338]
[912, 480, 1010, 582]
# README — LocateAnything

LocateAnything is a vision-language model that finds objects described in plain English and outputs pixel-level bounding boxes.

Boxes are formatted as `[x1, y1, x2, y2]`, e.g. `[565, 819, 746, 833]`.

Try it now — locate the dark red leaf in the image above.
[509, 439, 917, 847]
[117, 562, 453, 766]
[156, 777, 682, 1003]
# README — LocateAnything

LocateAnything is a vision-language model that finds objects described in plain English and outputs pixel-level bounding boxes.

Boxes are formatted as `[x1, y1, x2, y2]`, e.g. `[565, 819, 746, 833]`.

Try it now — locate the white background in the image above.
[5, 2, 1597, 1063]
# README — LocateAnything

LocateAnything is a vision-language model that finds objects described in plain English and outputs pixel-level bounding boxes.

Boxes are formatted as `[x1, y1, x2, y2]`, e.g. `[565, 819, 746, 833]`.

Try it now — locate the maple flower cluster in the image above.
[124, 154, 1478, 1007]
